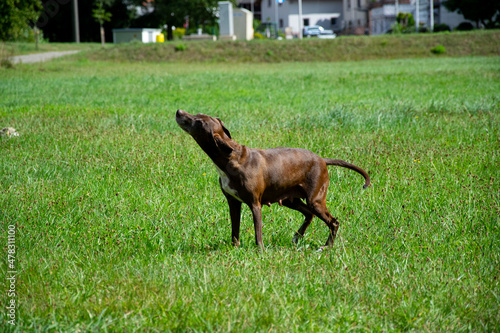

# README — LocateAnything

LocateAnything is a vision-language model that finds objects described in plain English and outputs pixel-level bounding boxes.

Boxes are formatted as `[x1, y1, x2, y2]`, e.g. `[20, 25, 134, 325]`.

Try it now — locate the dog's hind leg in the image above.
[310, 202, 340, 251]
[307, 185, 340, 251]
[282, 199, 314, 244]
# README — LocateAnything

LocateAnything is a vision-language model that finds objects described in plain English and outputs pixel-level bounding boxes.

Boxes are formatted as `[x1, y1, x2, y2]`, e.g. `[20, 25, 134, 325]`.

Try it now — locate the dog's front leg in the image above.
[223, 193, 242, 247]
[250, 203, 264, 251]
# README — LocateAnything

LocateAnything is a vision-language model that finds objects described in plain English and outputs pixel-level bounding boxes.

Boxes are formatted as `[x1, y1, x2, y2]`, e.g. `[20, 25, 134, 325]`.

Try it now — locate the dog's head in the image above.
[176, 109, 234, 157]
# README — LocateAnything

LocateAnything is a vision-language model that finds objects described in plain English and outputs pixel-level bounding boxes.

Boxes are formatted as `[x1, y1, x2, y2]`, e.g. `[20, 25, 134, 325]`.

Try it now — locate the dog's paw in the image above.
[291, 234, 302, 244]
[316, 246, 329, 253]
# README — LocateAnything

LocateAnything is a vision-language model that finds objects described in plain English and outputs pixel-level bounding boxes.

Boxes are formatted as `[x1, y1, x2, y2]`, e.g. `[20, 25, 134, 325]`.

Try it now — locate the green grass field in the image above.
[0, 55, 499, 331]
[84, 30, 500, 63]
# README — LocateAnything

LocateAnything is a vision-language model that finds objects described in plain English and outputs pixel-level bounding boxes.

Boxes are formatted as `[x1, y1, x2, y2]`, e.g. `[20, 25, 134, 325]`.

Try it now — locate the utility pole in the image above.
[73, 0, 80, 43]
[415, 0, 419, 33]
[430, 0, 434, 31]
[274, 0, 279, 35]
[298, 0, 303, 39]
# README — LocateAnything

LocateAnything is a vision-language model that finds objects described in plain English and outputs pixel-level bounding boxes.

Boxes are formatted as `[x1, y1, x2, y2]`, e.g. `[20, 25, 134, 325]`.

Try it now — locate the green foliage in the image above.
[0, 56, 499, 331]
[433, 23, 451, 32]
[253, 32, 264, 39]
[85, 30, 500, 63]
[456, 21, 474, 31]
[396, 12, 415, 27]
[0, 57, 14, 69]
[131, 0, 223, 40]
[443, 0, 500, 28]
[173, 27, 186, 40]
[92, 0, 112, 25]
[430, 44, 446, 54]
[253, 19, 261, 32]
[174, 43, 187, 51]
[0, 0, 42, 41]
[392, 12, 416, 34]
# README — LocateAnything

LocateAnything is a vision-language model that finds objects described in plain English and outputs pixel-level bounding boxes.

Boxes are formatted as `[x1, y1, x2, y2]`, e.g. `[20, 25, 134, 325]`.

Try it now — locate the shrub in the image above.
[392, 13, 417, 34]
[434, 23, 451, 32]
[0, 44, 14, 69]
[397, 12, 415, 28]
[431, 45, 446, 54]
[456, 22, 474, 31]
[0, 58, 14, 69]
[173, 28, 186, 40]
[174, 44, 187, 52]
[253, 32, 264, 39]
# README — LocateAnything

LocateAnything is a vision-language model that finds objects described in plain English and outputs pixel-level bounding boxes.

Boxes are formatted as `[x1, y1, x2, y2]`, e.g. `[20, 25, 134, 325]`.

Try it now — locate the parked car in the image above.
[303, 25, 336, 39]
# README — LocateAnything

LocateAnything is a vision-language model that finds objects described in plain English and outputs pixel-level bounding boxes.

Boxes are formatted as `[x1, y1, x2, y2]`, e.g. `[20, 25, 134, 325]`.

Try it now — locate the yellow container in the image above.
[156, 33, 165, 43]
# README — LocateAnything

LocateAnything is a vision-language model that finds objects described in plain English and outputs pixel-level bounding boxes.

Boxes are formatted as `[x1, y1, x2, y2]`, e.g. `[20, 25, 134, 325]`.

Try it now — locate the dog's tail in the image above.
[323, 159, 371, 189]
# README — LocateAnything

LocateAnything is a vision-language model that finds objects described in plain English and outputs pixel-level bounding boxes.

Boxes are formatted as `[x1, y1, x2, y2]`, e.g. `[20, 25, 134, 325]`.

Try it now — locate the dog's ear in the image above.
[217, 118, 232, 139]
[213, 133, 233, 156]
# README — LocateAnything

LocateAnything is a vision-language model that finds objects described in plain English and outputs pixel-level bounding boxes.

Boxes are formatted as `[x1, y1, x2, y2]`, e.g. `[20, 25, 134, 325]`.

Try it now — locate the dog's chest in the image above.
[216, 167, 242, 202]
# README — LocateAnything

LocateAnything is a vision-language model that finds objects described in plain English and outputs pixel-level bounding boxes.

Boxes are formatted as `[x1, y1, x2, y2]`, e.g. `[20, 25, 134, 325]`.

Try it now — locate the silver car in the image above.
[303, 25, 336, 39]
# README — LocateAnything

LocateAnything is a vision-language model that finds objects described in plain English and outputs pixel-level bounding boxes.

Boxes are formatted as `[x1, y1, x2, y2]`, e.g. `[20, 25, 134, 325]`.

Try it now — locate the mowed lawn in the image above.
[0, 56, 499, 331]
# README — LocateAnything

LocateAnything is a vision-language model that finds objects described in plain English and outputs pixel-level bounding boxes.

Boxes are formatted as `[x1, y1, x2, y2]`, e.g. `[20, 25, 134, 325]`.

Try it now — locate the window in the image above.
[357, 0, 361, 8]
[268, 0, 271, 7]
[279, 19, 284, 28]
[331, 18, 337, 25]
[303, 18, 309, 26]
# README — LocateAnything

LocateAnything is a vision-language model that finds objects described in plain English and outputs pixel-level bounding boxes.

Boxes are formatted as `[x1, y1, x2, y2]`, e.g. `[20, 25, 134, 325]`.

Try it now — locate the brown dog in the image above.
[175, 109, 370, 251]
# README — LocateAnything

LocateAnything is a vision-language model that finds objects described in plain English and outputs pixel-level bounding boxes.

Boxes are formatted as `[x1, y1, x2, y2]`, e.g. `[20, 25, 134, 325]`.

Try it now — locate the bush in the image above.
[397, 12, 415, 28]
[456, 22, 474, 31]
[434, 23, 451, 32]
[0, 58, 14, 69]
[431, 45, 446, 54]
[392, 13, 417, 34]
[174, 44, 187, 52]
[173, 28, 186, 40]
[253, 32, 264, 39]
[0, 44, 14, 69]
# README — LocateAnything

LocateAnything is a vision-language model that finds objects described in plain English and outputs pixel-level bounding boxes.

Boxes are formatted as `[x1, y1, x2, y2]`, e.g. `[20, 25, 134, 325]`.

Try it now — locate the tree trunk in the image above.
[34, 26, 39, 50]
[100, 24, 105, 46]
[167, 25, 174, 41]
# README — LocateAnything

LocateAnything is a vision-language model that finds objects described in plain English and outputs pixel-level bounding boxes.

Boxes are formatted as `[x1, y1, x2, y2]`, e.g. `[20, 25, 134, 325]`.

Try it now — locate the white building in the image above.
[238, 0, 472, 36]
[239, 0, 370, 36]
[369, 0, 475, 35]
[112, 28, 162, 43]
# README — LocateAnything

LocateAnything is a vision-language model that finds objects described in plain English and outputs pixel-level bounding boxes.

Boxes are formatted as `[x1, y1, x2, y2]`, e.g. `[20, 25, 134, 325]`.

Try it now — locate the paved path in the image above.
[9, 50, 81, 64]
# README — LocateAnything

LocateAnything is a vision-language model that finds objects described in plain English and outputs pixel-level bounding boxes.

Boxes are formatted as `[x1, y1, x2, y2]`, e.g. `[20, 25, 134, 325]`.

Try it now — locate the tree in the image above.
[131, 0, 224, 40]
[38, 0, 135, 43]
[93, 0, 112, 45]
[0, 0, 43, 41]
[443, 0, 500, 29]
